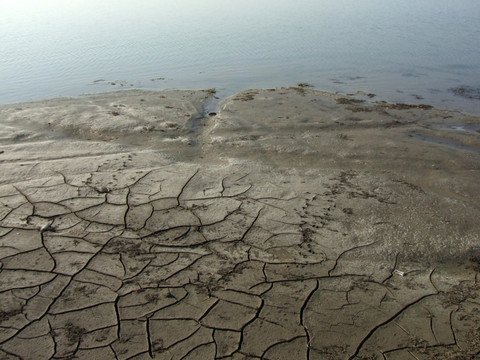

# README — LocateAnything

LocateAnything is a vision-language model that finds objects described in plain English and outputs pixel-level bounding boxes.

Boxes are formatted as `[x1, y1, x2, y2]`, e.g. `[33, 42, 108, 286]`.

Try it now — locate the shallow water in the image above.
[1, 0, 480, 114]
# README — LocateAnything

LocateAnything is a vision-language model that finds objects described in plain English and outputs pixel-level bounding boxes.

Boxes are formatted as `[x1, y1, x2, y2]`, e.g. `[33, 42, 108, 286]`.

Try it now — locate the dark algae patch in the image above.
[336, 97, 365, 105]
[450, 86, 480, 100]
[65, 322, 86, 345]
[234, 91, 257, 101]
[0, 309, 22, 322]
[336, 96, 433, 113]
[386, 103, 433, 110]
[297, 82, 313, 88]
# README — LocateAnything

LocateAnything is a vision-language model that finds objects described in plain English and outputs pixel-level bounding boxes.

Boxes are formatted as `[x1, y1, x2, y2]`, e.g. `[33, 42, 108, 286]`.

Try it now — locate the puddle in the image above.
[448, 124, 480, 134]
[411, 133, 480, 154]
[432, 123, 480, 135]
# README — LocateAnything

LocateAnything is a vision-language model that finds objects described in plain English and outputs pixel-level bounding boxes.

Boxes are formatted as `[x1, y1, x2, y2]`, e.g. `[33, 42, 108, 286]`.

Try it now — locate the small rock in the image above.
[96, 186, 110, 193]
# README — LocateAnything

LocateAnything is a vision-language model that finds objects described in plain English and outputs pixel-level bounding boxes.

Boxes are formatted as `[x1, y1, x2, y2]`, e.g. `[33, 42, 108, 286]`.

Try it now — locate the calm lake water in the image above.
[1, 0, 480, 114]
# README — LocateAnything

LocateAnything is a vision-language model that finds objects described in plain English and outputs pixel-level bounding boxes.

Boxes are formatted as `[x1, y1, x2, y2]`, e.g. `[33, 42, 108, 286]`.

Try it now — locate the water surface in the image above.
[1, 0, 480, 114]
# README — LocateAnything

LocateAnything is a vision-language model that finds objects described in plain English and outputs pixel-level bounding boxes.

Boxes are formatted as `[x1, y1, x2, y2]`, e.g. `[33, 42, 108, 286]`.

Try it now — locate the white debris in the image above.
[393, 269, 406, 277]
[40, 222, 53, 233]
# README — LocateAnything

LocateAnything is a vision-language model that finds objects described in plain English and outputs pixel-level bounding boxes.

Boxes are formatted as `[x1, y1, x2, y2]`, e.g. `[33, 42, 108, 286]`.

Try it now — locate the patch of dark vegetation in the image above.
[234, 92, 256, 101]
[0, 309, 22, 322]
[288, 87, 308, 95]
[336, 97, 365, 105]
[450, 86, 480, 100]
[371, 102, 430, 110]
[342, 208, 353, 215]
[349, 106, 373, 112]
[65, 322, 86, 345]
[384, 103, 433, 110]
[145, 293, 159, 303]
[124, 242, 143, 257]
[297, 83, 313, 88]
[111, 111, 120, 116]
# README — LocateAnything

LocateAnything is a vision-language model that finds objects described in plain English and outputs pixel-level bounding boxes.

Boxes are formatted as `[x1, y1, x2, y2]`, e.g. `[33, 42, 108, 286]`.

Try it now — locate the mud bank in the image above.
[0, 88, 479, 359]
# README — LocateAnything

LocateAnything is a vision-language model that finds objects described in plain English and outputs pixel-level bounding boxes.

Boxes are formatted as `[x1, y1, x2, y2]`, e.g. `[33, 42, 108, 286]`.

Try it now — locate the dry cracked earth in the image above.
[0, 89, 479, 360]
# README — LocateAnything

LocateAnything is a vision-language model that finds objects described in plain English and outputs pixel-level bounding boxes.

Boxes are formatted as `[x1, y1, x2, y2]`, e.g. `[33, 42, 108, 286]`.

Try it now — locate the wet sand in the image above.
[0, 88, 479, 359]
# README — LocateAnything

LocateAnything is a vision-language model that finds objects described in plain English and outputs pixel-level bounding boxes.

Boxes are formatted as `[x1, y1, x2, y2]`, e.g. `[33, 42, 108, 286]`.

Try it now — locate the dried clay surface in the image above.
[0, 88, 479, 359]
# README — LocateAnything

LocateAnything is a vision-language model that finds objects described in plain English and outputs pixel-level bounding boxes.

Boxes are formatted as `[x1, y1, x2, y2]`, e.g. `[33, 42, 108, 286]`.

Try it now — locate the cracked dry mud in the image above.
[0, 88, 479, 359]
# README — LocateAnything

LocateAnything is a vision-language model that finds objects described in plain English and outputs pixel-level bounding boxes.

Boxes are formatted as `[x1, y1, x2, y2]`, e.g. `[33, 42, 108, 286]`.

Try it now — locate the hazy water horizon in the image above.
[1, 0, 480, 114]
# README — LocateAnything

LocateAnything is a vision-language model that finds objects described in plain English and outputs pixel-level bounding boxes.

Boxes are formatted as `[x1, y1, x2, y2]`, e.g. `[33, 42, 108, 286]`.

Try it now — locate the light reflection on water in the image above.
[1, 0, 479, 114]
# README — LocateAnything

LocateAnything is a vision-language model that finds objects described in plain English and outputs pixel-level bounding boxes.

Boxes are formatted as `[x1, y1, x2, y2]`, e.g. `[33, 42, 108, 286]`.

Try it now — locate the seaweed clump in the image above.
[450, 86, 480, 100]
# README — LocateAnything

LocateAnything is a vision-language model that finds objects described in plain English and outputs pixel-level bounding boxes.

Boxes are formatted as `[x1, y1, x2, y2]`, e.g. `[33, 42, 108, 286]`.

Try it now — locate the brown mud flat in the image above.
[0, 88, 479, 359]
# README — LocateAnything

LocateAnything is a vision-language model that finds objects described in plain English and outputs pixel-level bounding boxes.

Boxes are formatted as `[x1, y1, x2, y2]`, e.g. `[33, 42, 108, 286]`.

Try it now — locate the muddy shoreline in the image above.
[0, 88, 479, 359]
